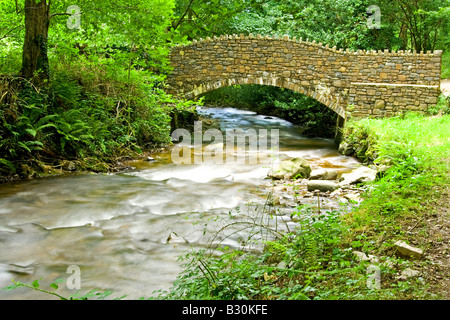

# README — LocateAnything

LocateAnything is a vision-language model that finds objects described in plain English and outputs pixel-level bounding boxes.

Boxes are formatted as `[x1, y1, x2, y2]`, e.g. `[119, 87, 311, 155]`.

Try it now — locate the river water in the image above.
[0, 107, 361, 299]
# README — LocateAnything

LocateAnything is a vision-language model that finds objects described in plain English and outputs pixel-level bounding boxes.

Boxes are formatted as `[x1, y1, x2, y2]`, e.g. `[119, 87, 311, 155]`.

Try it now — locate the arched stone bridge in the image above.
[167, 34, 442, 119]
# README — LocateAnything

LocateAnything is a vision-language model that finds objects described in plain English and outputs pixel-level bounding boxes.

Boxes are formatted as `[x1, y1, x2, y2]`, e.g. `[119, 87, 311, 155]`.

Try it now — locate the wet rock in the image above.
[307, 180, 339, 192]
[339, 166, 377, 186]
[329, 188, 343, 198]
[145, 157, 156, 162]
[310, 169, 338, 180]
[344, 192, 362, 202]
[279, 194, 298, 207]
[394, 240, 424, 258]
[338, 141, 353, 156]
[115, 166, 135, 173]
[63, 161, 76, 171]
[167, 232, 188, 244]
[7, 264, 35, 275]
[310, 169, 327, 180]
[268, 158, 311, 180]
[325, 170, 338, 180]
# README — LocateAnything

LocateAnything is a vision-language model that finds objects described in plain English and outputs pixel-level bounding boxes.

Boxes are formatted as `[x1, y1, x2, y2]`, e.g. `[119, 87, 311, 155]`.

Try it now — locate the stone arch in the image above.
[188, 76, 346, 118]
[167, 34, 442, 119]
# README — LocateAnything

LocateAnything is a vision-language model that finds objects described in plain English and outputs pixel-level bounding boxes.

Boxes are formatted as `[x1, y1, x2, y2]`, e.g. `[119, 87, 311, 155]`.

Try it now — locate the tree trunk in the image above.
[21, 0, 50, 85]
[399, 23, 408, 50]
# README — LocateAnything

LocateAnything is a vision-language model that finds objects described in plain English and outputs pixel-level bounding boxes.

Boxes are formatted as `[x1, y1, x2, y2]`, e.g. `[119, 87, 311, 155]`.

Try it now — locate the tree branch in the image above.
[15, 0, 22, 14]
[49, 12, 71, 18]
[173, 0, 196, 30]
[0, 25, 24, 41]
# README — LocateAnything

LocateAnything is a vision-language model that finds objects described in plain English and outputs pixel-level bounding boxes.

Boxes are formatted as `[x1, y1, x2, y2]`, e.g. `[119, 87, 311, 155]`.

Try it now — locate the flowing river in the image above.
[0, 107, 361, 299]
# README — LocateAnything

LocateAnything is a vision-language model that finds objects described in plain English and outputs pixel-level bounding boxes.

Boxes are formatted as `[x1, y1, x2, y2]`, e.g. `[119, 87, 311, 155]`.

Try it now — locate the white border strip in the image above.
[351, 82, 440, 89]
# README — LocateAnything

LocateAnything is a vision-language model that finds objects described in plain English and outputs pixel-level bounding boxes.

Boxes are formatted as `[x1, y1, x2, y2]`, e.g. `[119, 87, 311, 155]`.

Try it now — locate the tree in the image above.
[21, 0, 50, 84]
[172, 0, 256, 39]
[11, 0, 176, 85]
[379, 0, 449, 52]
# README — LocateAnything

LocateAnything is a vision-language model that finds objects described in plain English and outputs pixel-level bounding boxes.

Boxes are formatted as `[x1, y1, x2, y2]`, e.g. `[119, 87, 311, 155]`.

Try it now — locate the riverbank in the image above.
[339, 113, 450, 299]
[0, 38, 207, 183]
[157, 111, 450, 300]
[0, 72, 204, 185]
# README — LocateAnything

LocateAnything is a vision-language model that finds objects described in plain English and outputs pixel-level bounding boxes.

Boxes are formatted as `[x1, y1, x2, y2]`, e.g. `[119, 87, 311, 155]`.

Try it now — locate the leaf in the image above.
[37, 123, 57, 131]
[18, 142, 31, 153]
[25, 128, 37, 137]
[32, 279, 40, 289]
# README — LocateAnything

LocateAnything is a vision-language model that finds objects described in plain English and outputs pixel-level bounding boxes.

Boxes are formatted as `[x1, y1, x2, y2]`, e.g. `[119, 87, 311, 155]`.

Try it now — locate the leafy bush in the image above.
[0, 62, 194, 179]
[154, 207, 374, 300]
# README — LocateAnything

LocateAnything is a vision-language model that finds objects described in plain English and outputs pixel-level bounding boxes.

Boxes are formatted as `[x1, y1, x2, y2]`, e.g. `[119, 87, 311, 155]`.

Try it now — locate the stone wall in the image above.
[167, 34, 442, 119]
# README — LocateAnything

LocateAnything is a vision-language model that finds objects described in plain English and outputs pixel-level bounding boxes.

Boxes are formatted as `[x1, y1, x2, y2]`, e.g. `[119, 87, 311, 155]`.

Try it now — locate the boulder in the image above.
[268, 158, 311, 180]
[309, 168, 327, 180]
[339, 166, 377, 186]
[307, 180, 339, 192]
[338, 141, 353, 156]
[310, 168, 338, 180]
[63, 161, 76, 171]
[325, 170, 338, 180]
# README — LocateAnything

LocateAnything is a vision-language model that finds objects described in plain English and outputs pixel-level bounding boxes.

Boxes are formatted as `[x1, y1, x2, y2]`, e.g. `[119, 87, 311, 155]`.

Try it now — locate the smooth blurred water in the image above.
[0, 107, 360, 299]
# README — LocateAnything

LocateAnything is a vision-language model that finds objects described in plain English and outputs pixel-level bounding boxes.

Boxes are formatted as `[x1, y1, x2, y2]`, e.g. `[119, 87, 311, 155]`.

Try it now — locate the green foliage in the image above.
[172, 0, 448, 53]
[154, 204, 437, 300]
[377, 0, 450, 52]
[155, 113, 449, 301]
[427, 95, 450, 115]
[343, 113, 450, 220]
[172, 0, 253, 39]
[442, 50, 450, 79]
[3, 278, 124, 300]
[0, 0, 198, 179]
[154, 209, 355, 300]
[0, 67, 193, 178]
[0, 1, 23, 73]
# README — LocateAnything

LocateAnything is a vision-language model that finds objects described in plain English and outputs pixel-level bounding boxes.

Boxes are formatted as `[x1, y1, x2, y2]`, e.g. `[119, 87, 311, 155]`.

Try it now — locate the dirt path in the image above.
[441, 79, 450, 97]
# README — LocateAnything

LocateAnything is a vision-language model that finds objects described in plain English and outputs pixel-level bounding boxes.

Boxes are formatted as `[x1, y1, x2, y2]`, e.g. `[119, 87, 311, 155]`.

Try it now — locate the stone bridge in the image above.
[167, 34, 442, 119]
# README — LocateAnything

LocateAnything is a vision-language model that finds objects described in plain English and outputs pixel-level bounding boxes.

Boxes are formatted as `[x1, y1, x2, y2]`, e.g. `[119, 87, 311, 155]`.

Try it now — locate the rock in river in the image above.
[307, 180, 339, 192]
[339, 166, 377, 186]
[268, 157, 311, 180]
[309, 168, 338, 180]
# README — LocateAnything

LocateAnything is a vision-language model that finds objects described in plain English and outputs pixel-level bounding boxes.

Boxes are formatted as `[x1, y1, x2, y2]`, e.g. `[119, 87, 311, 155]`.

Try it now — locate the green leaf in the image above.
[32, 279, 40, 289]
[25, 128, 37, 137]
[18, 142, 31, 153]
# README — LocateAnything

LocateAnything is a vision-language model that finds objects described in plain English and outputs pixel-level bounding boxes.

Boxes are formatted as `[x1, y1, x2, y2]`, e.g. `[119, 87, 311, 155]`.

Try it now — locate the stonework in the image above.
[167, 34, 442, 119]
